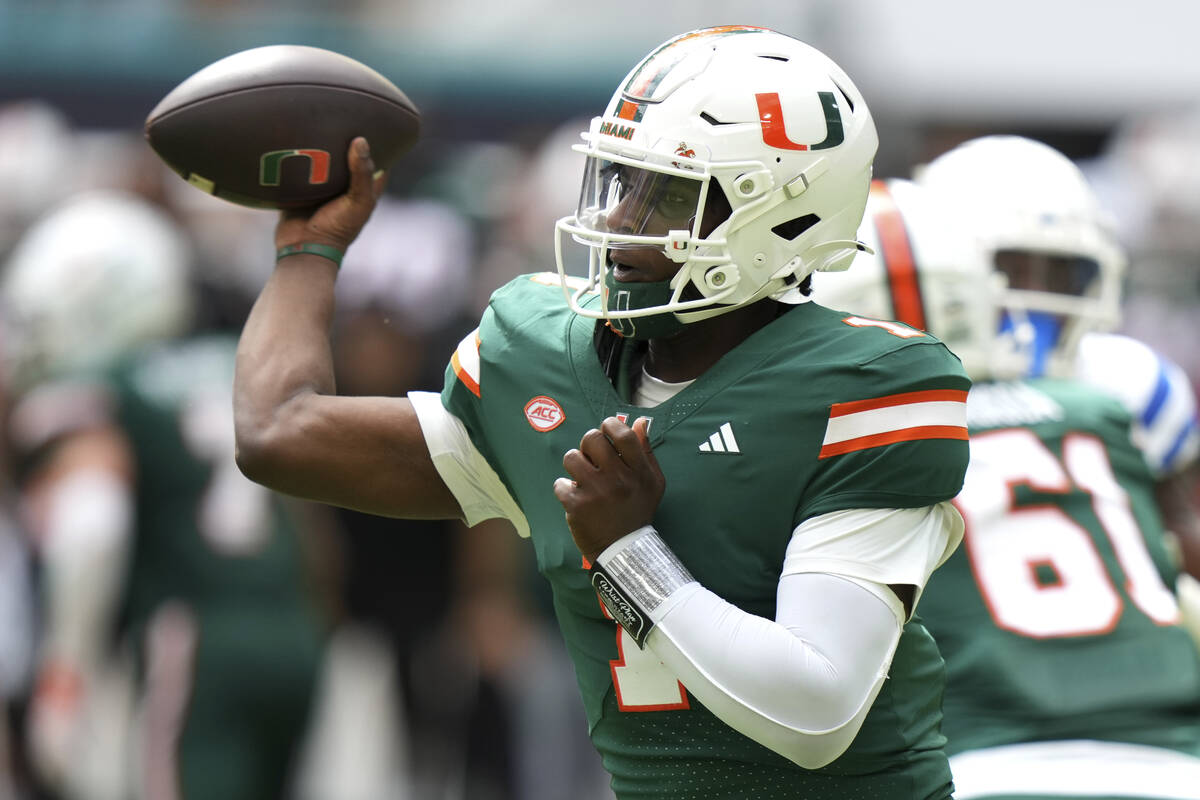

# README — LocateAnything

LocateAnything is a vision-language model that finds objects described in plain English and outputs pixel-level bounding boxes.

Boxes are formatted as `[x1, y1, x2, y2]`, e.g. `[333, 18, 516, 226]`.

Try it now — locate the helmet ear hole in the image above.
[771, 214, 820, 241]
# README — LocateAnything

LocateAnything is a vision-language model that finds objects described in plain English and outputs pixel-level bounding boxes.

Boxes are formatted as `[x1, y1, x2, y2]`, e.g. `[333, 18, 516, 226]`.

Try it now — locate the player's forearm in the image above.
[647, 573, 898, 769]
[234, 254, 339, 479]
[594, 528, 901, 769]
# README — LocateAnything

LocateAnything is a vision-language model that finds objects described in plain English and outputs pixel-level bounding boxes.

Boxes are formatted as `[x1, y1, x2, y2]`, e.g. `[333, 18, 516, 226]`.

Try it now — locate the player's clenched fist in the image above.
[554, 417, 664, 562]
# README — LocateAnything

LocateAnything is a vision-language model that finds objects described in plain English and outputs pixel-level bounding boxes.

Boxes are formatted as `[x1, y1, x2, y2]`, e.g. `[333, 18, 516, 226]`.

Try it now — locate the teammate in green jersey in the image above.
[815, 173, 1200, 799]
[917, 135, 1200, 587]
[1, 190, 327, 799]
[235, 26, 972, 798]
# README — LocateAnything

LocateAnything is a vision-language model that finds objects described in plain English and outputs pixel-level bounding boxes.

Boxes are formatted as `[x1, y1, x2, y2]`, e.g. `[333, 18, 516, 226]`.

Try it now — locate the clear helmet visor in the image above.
[575, 156, 707, 245]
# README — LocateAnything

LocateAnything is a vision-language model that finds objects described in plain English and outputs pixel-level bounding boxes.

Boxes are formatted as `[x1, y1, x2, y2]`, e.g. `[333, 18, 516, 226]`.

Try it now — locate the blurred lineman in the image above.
[2, 190, 327, 800]
[919, 136, 1200, 578]
[234, 25, 973, 799]
[815, 168, 1200, 800]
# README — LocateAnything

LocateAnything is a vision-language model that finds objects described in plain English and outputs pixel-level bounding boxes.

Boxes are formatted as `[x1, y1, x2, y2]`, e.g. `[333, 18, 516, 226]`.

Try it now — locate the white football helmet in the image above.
[555, 25, 878, 329]
[1, 190, 193, 392]
[916, 135, 1126, 377]
[812, 178, 1013, 379]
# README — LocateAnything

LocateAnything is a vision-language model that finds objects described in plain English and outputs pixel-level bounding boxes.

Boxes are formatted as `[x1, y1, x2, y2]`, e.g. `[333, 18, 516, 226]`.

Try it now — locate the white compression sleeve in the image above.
[646, 571, 901, 769]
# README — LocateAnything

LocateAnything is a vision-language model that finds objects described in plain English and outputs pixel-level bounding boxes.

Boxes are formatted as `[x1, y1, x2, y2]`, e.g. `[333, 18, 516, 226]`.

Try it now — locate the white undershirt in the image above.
[633, 367, 694, 408]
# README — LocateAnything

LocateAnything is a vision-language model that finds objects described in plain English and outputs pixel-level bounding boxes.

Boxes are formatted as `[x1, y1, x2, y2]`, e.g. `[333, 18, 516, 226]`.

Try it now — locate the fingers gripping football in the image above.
[275, 136, 387, 253]
[554, 417, 665, 562]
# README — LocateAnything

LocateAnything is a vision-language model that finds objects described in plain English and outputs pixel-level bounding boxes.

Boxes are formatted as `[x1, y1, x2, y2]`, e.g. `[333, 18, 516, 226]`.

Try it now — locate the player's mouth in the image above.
[608, 250, 668, 283]
[609, 260, 641, 282]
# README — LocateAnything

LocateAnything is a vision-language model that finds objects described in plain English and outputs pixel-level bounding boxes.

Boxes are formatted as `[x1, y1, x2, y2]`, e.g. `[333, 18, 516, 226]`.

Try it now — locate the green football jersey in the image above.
[106, 335, 325, 641]
[440, 275, 972, 799]
[920, 379, 1200, 757]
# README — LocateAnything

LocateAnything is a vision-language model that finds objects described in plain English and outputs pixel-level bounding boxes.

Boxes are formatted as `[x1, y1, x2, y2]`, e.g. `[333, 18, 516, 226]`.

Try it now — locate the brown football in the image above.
[145, 45, 420, 209]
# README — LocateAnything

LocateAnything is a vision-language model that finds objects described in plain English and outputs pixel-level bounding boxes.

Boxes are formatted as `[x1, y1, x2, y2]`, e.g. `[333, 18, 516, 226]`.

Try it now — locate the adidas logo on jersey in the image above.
[699, 423, 740, 454]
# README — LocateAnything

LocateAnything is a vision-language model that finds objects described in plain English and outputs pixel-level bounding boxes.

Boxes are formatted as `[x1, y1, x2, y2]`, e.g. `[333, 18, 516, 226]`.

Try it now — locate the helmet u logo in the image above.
[755, 91, 844, 152]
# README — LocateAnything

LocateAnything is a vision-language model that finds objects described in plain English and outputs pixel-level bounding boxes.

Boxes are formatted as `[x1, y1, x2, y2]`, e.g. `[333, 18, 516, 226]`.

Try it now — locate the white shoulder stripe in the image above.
[451, 328, 482, 396]
[820, 390, 968, 458]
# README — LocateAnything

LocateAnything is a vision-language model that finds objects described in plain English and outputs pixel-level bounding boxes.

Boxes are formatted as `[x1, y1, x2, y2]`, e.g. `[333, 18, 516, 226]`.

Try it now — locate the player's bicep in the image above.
[235, 391, 463, 521]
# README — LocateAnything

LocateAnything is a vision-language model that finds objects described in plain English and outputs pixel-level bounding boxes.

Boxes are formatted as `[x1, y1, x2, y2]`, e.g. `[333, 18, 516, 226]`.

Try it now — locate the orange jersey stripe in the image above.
[451, 330, 482, 397]
[451, 351, 480, 397]
[830, 389, 969, 418]
[819, 425, 969, 459]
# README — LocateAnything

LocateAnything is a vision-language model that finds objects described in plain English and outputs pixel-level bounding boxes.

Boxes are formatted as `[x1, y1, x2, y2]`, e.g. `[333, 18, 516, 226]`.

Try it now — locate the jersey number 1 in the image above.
[595, 599, 689, 711]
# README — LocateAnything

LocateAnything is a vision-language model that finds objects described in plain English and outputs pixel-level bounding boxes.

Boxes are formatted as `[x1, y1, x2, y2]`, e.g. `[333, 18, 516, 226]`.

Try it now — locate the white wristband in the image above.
[591, 525, 695, 647]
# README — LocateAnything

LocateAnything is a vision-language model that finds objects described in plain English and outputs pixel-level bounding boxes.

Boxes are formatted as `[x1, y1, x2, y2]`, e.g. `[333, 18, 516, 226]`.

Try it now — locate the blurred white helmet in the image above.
[1, 190, 193, 392]
[0, 101, 75, 256]
[555, 25, 878, 336]
[916, 135, 1126, 377]
[812, 178, 1012, 379]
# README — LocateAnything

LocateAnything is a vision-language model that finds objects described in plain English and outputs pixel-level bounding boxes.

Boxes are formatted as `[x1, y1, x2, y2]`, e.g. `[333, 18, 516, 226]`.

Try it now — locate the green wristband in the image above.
[275, 243, 345, 268]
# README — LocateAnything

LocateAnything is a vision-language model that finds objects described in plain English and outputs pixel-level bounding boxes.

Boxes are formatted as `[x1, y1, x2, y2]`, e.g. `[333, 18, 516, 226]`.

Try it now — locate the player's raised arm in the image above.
[234, 138, 462, 520]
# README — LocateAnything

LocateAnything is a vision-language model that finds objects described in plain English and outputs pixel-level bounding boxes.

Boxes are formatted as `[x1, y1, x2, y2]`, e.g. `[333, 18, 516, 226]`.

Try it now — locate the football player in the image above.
[917, 135, 1200, 582]
[813, 174, 1200, 799]
[1, 190, 328, 799]
[235, 26, 972, 798]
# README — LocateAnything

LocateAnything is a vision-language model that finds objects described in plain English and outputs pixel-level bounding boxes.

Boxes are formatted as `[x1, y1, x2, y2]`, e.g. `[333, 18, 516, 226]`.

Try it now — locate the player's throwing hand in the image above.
[276, 136, 387, 256]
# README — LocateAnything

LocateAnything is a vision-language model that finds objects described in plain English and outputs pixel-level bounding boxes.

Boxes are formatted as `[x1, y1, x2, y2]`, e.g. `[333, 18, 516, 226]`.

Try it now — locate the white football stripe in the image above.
[708, 432, 725, 452]
[453, 328, 481, 385]
[823, 400, 966, 446]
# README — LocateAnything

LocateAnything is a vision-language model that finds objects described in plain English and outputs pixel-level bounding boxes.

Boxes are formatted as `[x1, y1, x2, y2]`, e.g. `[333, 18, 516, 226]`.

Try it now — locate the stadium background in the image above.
[0, 2, 1197, 799]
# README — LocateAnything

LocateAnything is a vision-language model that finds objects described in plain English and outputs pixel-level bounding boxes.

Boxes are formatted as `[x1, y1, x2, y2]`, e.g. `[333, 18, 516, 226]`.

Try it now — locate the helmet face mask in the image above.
[555, 25, 879, 331]
[917, 135, 1127, 377]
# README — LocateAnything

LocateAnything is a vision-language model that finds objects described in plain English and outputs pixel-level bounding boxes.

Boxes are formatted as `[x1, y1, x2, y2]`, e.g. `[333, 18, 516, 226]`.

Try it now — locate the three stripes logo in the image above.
[698, 422, 740, 454]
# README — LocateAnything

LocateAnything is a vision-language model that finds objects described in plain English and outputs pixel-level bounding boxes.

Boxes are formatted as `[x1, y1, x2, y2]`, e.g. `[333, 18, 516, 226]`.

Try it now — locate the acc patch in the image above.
[524, 395, 565, 432]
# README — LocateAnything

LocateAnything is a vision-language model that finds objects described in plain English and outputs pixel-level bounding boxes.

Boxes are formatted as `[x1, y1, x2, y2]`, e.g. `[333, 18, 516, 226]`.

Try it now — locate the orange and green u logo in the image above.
[755, 91, 844, 152]
[259, 149, 331, 186]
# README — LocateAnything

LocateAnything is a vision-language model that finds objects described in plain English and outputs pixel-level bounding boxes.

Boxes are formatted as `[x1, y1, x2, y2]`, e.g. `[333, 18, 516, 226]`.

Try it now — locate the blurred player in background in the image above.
[814, 171, 1200, 798]
[918, 136, 1200, 580]
[1, 190, 331, 800]
[0, 311, 36, 800]
[234, 25, 973, 799]
[0, 101, 75, 264]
